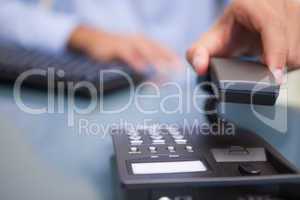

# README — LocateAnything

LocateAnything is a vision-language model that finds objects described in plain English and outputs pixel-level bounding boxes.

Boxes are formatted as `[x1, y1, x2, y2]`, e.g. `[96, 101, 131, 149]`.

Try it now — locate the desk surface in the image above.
[0, 68, 299, 200]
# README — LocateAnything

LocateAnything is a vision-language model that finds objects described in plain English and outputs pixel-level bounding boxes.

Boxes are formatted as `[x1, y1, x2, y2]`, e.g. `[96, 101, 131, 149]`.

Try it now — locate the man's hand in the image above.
[187, 0, 300, 83]
[69, 26, 180, 72]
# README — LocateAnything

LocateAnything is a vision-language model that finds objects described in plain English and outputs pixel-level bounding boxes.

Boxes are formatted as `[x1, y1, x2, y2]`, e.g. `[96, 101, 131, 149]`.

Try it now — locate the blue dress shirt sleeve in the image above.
[0, 1, 79, 52]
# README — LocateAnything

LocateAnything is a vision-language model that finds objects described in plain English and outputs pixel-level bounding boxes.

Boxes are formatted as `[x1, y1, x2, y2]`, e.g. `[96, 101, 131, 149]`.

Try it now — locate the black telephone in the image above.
[112, 58, 300, 200]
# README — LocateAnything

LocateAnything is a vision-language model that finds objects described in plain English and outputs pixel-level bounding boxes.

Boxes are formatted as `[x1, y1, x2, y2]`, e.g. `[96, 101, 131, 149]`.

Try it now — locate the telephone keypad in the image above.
[126, 127, 193, 156]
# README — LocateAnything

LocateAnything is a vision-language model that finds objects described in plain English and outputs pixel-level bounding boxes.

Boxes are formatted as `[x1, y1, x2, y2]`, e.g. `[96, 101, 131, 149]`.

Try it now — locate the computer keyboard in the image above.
[0, 43, 146, 94]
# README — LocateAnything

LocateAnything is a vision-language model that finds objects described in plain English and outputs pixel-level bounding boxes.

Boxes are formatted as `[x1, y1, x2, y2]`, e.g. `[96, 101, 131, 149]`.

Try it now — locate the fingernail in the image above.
[192, 55, 204, 74]
[272, 68, 284, 84]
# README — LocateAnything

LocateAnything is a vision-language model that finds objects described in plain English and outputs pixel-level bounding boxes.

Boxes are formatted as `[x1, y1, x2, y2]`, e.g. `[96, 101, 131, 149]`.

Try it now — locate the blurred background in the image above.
[0, 0, 300, 200]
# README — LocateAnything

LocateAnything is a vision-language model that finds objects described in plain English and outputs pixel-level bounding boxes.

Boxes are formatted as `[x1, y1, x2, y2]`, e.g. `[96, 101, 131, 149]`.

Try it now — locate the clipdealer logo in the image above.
[13, 67, 223, 127]
[12, 66, 288, 135]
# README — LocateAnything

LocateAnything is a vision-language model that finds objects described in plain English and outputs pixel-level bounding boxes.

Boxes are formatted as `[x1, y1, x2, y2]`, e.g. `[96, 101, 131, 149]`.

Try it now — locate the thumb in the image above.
[187, 15, 233, 75]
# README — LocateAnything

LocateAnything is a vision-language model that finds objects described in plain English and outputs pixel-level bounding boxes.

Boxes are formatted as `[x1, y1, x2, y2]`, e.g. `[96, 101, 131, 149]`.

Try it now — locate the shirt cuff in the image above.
[39, 13, 79, 52]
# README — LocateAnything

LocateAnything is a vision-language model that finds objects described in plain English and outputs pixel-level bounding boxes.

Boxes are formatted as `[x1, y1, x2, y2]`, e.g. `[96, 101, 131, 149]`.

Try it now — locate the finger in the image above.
[260, 23, 287, 84]
[154, 47, 182, 70]
[134, 36, 181, 71]
[186, 10, 234, 75]
[145, 39, 181, 68]
[133, 39, 169, 73]
[186, 45, 209, 75]
[186, 24, 231, 75]
[118, 47, 147, 72]
[231, 0, 288, 84]
[133, 37, 158, 66]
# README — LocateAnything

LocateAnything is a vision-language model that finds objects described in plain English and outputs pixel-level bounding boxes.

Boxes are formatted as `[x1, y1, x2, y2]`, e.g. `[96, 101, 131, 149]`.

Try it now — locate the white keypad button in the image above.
[186, 145, 193, 152]
[158, 197, 172, 200]
[172, 135, 184, 140]
[130, 140, 143, 145]
[129, 135, 142, 140]
[169, 130, 180, 135]
[150, 135, 163, 140]
[168, 127, 180, 135]
[175, 139, 187, 145]
[127, 130, 140, 136]
[152, 139, 165, 145]
[149, 130, 161, 136]
[149, 146, 157, 152]
[130, 147, 139, 152]
[167, 146, 176, 152]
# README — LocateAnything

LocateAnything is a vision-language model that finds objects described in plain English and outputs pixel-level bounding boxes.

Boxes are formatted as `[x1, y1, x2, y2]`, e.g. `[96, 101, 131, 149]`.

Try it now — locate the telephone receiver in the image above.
[209, 58, 280, 105]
